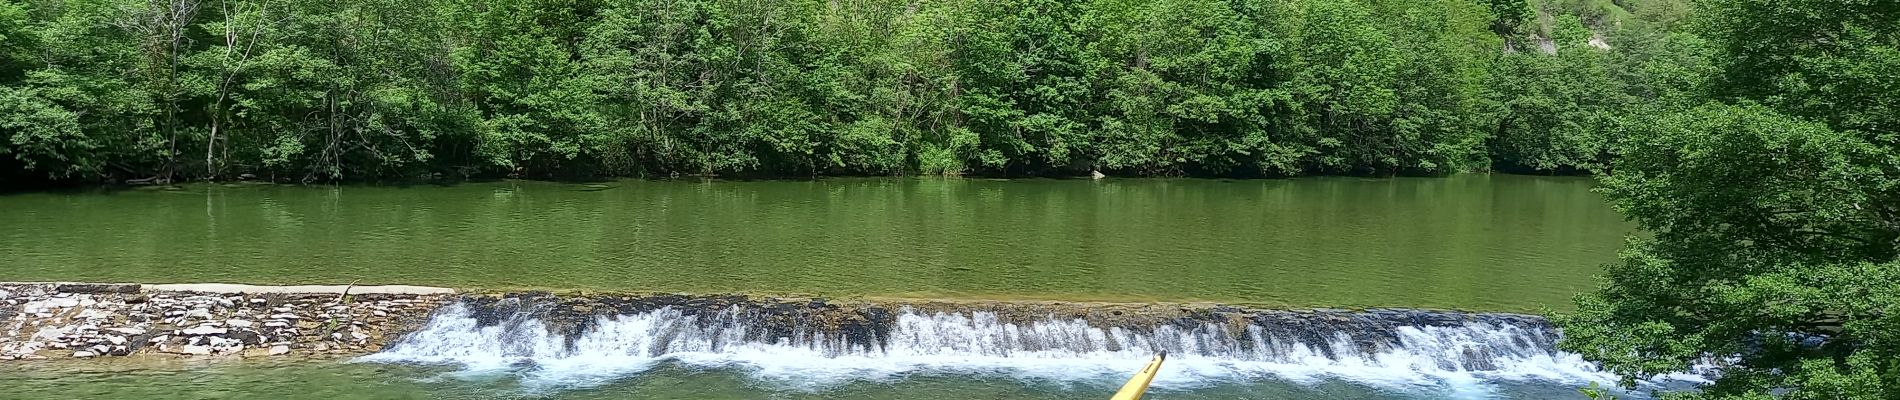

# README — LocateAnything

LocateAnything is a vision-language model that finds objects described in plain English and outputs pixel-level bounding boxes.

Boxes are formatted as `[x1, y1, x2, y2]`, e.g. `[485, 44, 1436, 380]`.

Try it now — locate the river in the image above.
[0, 174, 1646, 399]
[0, 174, 1627, 312]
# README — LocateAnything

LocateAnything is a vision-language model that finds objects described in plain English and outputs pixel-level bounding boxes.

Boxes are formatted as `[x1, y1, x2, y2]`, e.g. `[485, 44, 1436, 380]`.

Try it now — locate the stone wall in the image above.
[0, 283, 449, 360]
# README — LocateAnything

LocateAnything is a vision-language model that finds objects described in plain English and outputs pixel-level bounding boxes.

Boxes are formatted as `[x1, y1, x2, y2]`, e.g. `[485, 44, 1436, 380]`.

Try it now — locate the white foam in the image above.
[359, 303, 1642, 396]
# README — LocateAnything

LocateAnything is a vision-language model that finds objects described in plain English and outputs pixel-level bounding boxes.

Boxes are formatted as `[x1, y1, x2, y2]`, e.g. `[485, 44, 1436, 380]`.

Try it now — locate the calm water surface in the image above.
[0, 174, 1629, 312]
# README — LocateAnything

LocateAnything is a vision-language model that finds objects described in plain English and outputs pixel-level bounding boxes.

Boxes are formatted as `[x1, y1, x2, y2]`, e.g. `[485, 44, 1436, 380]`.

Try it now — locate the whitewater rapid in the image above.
[357, 298, 1640, 396]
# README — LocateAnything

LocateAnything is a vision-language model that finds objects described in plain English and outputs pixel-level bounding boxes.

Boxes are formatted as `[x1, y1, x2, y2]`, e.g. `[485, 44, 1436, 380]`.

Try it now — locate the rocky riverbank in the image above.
[1, 283, 450, 360]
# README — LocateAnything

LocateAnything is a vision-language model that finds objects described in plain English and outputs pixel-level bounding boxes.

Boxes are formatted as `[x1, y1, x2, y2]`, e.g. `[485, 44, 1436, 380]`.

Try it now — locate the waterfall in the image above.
[359, 295, 1629, 393]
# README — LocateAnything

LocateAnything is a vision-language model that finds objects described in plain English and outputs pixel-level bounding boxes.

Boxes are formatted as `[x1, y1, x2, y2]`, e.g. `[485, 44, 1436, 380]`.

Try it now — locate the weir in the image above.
[364, 294, 1619, 390]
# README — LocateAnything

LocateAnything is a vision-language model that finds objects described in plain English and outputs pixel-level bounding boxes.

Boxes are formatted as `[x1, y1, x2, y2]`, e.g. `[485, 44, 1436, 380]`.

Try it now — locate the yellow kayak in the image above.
[1110, 352, 1167, 400]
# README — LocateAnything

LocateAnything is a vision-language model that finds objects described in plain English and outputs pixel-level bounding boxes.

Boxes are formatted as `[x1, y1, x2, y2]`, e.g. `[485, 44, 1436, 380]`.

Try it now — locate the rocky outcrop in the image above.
[1, 283, 448, 360]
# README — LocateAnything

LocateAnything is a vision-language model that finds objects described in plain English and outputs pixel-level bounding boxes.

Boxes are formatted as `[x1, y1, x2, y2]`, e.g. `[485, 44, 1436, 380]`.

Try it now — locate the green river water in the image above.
[0, 174, 1627, 312]
[0, 175, 1649, 399]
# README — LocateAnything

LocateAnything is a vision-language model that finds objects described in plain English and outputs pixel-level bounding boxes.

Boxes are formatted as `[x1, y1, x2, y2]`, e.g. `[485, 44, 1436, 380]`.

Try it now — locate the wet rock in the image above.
[225, 330, 263, 345]
[268, 345, 290, 356]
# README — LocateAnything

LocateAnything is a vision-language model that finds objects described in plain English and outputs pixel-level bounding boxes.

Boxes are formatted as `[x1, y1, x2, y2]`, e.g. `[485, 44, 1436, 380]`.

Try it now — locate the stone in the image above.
[72, 350, 97, 358]
[268, 345, 290, 356]
[181, 326, 227, 335]
[106, 335, 126, 345]
[179, 345, 212, 355]
[225, 330, 262, 345]
[269, 313, 303, 320]
[225, 319, 254, 328]
[75, 309, 111, 320]
[105, 327, 147, 335]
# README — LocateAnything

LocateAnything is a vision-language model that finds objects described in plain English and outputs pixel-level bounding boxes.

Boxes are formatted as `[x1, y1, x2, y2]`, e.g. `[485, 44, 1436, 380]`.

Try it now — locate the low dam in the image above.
[1, 283, 1675, 399]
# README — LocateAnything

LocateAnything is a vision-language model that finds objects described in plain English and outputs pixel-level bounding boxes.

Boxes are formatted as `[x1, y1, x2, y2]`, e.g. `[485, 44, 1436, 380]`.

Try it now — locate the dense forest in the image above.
[1, 0, 1693, 183]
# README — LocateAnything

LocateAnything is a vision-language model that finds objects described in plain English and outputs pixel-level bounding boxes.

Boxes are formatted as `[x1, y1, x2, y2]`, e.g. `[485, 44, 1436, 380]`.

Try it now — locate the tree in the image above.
[1556, 0, 1898, 396]
[1556, 103, 1899, 399]
[1485, 16, 1631, 174]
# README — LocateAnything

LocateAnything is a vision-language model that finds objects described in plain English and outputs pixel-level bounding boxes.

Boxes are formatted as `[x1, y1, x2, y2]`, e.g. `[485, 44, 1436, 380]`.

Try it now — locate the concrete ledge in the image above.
[0, 282, 454, 295]
[143, 283, 455, 295]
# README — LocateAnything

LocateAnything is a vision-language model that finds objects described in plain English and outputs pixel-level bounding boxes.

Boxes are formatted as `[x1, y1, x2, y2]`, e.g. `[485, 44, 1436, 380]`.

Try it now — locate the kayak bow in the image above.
[1110, 351, 1167, 400]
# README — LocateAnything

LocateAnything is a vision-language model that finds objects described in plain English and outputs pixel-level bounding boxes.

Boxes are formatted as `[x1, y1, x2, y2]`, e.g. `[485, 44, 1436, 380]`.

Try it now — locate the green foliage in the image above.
[1551, 0, 1899, 397]
[1556, 104, 1899, 398]
[1485, 17, 1630, 173]
[0, 0, 1593, 182]
[1698, 0, 1899, 138]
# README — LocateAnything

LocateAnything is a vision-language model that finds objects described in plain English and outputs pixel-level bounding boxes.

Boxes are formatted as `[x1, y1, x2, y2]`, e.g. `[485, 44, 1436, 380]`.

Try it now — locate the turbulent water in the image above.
[348, 297, 1681, 399]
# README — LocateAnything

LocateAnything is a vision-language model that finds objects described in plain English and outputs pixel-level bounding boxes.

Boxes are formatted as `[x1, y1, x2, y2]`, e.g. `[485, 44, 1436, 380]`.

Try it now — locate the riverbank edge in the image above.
[3, 282, 1554, 363]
